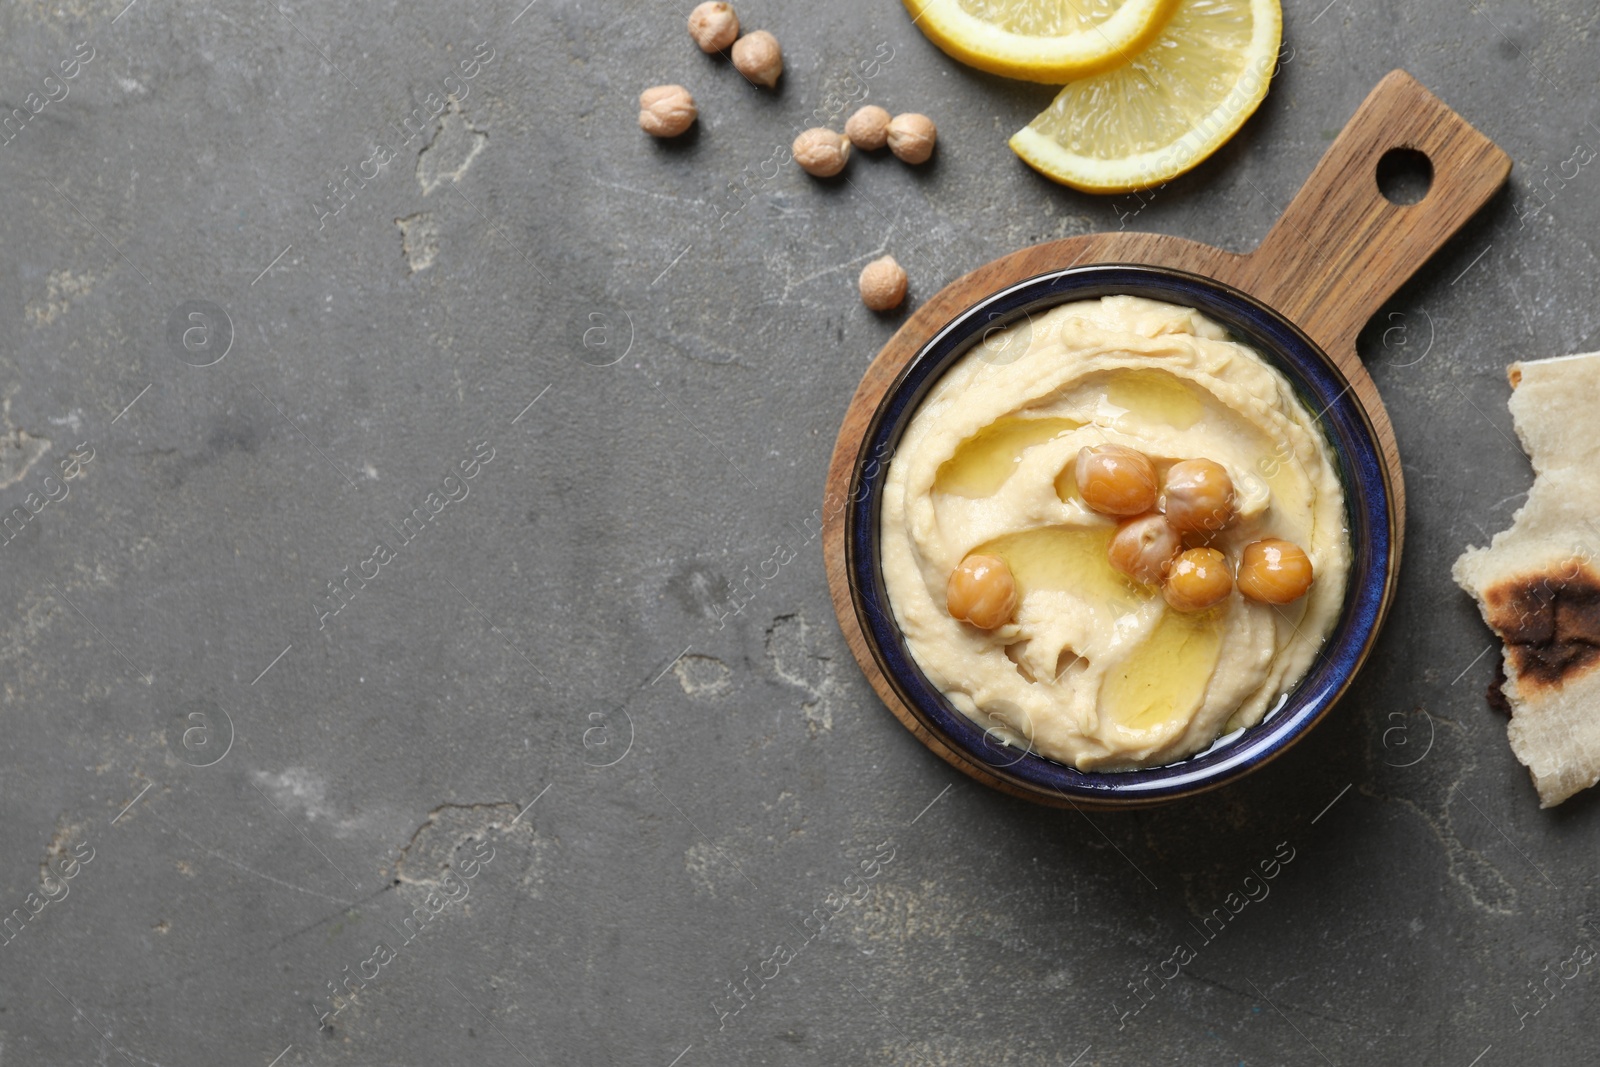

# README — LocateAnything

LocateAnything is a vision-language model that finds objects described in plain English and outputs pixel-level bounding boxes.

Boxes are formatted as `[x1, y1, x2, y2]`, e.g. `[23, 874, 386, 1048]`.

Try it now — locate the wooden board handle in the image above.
[1226, 70, 1510, 361]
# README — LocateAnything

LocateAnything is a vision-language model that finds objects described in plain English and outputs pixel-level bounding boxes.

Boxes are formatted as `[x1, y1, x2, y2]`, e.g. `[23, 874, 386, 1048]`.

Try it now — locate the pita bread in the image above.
[1454, 351, 1600, 807]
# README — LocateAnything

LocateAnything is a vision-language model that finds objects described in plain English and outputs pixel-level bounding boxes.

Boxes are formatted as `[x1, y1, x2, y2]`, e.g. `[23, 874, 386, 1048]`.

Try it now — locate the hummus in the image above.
[879, 295, 1350, 771]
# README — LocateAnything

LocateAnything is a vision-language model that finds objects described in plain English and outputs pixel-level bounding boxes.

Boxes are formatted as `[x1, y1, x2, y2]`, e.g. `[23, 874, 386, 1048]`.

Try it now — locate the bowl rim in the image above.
[844, 263, 1396, 804]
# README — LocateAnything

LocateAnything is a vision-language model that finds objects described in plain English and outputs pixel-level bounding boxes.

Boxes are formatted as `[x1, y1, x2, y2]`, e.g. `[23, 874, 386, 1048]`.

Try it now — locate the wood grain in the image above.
[823, 71, 1511, 806]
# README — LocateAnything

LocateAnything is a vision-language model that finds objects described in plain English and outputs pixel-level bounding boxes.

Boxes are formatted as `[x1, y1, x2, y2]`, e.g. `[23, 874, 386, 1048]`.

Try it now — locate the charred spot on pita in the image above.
[1486, 657, 1511, 715]
[1485, 563, 1600, 689]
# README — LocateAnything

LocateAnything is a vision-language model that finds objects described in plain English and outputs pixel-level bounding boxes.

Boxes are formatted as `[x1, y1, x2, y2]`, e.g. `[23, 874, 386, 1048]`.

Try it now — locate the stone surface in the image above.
[0, 1, 1596, 1064]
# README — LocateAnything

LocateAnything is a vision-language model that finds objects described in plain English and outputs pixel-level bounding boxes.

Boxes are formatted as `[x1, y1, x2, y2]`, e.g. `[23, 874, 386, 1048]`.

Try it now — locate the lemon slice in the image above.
[1009, 0, 1283, 193]
[903, 0, 1181, 83]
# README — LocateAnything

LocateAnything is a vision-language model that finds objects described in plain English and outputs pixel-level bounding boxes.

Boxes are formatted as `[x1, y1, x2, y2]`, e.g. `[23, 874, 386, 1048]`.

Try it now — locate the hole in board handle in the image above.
[1376, 147, 1433, 205]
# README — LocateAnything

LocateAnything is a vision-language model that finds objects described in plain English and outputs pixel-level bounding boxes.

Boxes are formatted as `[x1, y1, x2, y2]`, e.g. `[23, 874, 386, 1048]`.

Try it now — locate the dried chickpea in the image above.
[638, 85, 697, 138]
[859, 255, 907, 311]
[1237, 538, 1314, 604]
[731, 29, 783, 88]
[1108, 514, 1182, 585]
[1163, 547, 1233, 613]
[688, 2, 739, 52]
[845, 105, 891, 150]
[793, 127, 850, 177]
[1162, 458, 1236, 536]
[1075, 444, 1158, 517]
[947, 554, 1018, 630]
[887, 112, 936, 164]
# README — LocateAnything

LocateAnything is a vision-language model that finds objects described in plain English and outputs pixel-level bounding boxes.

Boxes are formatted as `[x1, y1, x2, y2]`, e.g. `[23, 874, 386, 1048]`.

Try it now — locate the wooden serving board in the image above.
[823, 71, 1511, 805]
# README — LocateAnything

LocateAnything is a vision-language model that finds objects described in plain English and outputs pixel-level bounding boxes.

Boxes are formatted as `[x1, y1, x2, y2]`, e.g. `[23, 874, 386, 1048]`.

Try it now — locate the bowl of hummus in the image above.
[845, 265, 1393, 805]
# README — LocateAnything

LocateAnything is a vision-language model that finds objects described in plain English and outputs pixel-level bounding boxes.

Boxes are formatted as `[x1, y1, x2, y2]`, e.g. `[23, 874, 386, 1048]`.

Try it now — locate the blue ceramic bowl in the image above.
[846, 265, 1394, 806]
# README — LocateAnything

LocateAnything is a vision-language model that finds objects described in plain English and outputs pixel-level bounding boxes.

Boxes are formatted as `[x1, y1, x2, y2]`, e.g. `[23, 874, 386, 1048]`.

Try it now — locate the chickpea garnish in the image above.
[887, 112, 937, 164]
[731, 29, 783, 88]
[688, 2, 739, 52]
[1237, 538, 1315, 604]
[1163, 547, 1232, 613]
[1162, 457, 1236, 536]
[793, 127, 850, 177]
[947, 554, 1018, 630]
[1075, 444, 1158, 517]
[638, 85, 698, 138]
[1108, 514, 1182, 585]
[859, 255, 907, 311]
[845, 105, 891, 150]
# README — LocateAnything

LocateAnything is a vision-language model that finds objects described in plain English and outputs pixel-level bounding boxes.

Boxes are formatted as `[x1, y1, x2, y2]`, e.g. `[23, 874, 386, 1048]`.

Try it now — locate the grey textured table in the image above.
[1, 1, 1596, 1064]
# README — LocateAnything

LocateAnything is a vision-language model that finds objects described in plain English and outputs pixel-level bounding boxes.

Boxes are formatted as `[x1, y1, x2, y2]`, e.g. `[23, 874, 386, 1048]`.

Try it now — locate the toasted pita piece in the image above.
[1453, 351, 1600, 807]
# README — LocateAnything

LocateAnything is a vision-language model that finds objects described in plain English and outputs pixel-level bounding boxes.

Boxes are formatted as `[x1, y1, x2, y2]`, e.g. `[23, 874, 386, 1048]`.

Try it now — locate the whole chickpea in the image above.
[887, 113, 937, 164]
[1163, 547, 1233, 613]
[687, 2, 739, 52]
[859, 255, 907, 311]
[1107, 514, 1182, 585]
[845, 105, 892, 150]
[793, 127, 850, 177]
[1162, 457, 1236, 536]
[638, 85, 698, 138]
[1075, 444, 1158, 517]
[1237, 538, 1315, 603]
[947, 554, 1018, 630]
[731, 29, 783, 88]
